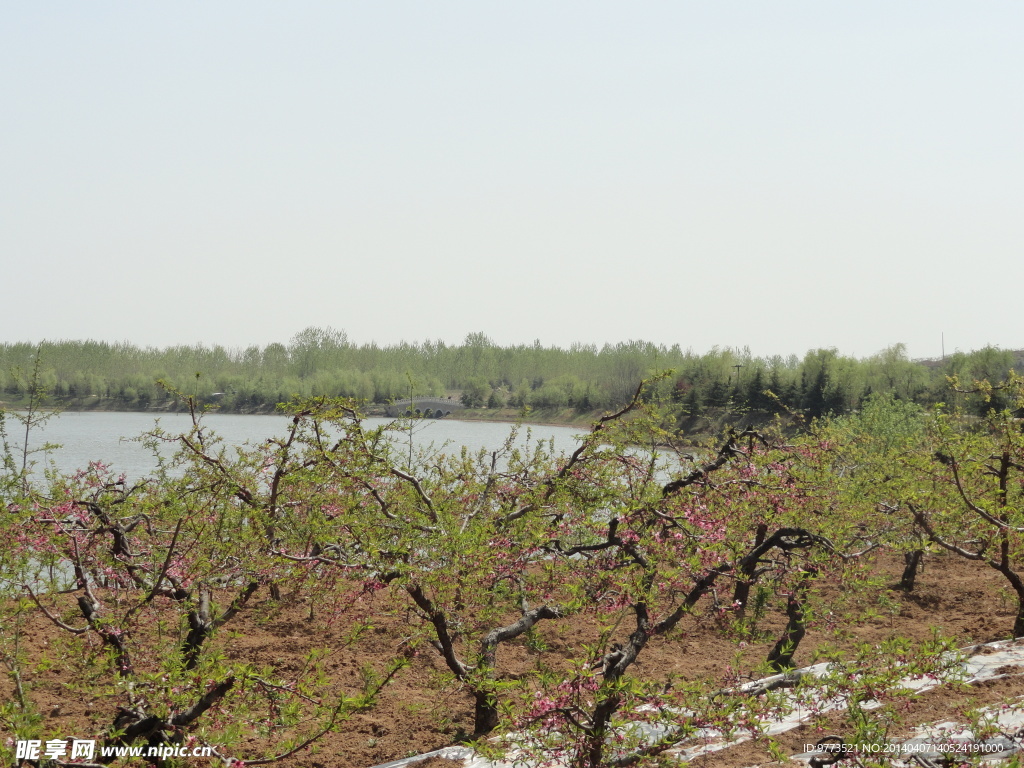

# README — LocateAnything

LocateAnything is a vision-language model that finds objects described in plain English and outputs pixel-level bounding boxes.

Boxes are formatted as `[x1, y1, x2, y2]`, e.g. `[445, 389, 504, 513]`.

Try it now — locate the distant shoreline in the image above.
[0, 396, 600, 430]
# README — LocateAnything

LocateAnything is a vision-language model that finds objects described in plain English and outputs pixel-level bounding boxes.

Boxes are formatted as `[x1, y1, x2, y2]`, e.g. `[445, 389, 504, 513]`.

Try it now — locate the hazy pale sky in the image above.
[3, 3, 1021, 360]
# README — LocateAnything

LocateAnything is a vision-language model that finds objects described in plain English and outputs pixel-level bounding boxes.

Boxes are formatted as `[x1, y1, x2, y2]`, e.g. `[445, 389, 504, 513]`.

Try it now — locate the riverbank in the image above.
[1, 395, 790, 438]
[0, 394, 606, 429]
[436, 405, 601, 428]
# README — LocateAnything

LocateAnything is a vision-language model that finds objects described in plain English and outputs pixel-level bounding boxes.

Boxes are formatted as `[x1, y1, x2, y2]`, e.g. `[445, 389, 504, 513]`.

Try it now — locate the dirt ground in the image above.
[4, 550, 1023, 767]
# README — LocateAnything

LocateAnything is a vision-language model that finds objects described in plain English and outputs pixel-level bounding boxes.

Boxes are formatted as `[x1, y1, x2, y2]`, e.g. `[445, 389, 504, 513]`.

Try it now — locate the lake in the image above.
[6, 410, 589, 480]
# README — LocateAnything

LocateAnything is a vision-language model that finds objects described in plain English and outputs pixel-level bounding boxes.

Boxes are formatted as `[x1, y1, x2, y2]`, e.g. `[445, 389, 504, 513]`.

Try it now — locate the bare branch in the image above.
[662, 428, 769, 498]
[24, 586, 89, 634]
[170, 676, 235, 727]
[145, 517, 184, 603]
[911, 503, 986, 561]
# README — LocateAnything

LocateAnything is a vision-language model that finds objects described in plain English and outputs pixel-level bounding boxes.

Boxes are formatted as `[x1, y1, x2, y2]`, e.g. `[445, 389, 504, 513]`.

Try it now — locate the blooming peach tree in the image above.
[4, 402, 404, 766]
[500, 418, 878, 768]
[903, 374, 1024, 637]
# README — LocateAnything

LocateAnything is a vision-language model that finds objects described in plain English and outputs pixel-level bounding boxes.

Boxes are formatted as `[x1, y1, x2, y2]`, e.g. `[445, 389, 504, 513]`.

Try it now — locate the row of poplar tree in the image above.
[0, 327, 1020, 418]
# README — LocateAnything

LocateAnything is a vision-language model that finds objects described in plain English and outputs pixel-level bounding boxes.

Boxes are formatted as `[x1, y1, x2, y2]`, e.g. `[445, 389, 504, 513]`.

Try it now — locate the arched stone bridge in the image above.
[383, 397, 465, 418]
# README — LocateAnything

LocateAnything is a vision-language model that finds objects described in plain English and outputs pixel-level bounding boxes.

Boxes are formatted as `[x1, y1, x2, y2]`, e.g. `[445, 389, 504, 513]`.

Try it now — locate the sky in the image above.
[2, 2, 1021, 361]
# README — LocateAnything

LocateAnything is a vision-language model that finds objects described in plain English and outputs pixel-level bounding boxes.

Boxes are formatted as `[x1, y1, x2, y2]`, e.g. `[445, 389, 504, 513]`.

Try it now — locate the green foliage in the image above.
[460, 376, 491, 408]
[3, 346, 64, 485]
[4, 331, 1020, 420]
[896, 374, 1024, 635]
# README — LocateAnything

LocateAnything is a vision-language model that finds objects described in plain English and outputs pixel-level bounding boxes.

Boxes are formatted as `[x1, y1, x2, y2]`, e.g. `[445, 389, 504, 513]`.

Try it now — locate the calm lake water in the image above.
[8, 411, 588, 479]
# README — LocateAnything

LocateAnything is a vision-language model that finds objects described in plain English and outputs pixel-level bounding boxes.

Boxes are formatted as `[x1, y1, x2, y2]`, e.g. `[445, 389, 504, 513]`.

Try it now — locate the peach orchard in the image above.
[2, 375, 1023, 767]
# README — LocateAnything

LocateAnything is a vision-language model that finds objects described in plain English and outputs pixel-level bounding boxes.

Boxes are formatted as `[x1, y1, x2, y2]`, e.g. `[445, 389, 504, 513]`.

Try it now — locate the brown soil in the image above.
[4, 551, 1024, 768]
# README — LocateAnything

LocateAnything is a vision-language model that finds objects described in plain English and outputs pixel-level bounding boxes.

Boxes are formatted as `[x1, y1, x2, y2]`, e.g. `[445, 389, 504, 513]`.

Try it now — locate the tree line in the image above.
[0, 327, 1020, 419]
